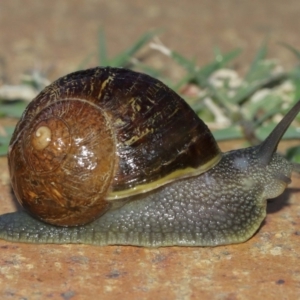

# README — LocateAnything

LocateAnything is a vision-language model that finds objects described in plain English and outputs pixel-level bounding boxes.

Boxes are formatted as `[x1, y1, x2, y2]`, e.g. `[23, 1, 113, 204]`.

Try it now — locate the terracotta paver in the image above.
[0, 141, 300, 299]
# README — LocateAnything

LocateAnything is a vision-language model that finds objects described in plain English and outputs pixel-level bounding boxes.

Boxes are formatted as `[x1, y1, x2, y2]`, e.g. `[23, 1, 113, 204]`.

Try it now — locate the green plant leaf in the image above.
[0, 126, 15, 156]
[212, 126, 243, 141]
[196, 48, 242, 86]
[108, 30, 159, 67]
[170, 51, 197, 73]
[280, 43, 300, 61]
[245, 40, 268, 81]
[286, 146, 300, 163]
[0, 101, 27, 118]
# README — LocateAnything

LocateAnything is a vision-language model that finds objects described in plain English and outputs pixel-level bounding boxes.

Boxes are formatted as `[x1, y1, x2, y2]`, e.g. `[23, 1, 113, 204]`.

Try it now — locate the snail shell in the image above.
[8, 67, 221, 226]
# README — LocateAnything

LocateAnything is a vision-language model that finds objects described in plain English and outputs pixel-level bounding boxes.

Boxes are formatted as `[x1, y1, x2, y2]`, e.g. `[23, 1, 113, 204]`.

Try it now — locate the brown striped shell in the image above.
[8, 67, 221, 226]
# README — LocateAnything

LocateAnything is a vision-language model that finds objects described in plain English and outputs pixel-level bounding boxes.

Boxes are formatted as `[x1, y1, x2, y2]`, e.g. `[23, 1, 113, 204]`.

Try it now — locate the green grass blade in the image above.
[213, 47, 242, 65]
[286, 146, 300, 163]
[280, 43, 300, 61]
[0, 101, 27, 118]
[196, 48, 242, 85]
[231, 73, 286, 104]
[0, 126, 15, 156]
[212, 126, 243, 141]
[170, 51, 197, 73]
[109, 30, 159, 67]
[256, 123, 300, 141]
[170, 48, 241, 87]
[245, 40, 268, 81]
[172, 73, 197, 91]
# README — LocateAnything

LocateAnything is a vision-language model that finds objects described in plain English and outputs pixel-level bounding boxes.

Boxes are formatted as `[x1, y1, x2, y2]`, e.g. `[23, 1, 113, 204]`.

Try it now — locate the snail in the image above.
[0, 66, 299, 247]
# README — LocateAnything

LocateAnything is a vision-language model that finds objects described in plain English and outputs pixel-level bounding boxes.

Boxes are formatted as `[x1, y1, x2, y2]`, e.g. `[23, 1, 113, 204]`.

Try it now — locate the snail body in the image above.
[1, 67, 300, 247]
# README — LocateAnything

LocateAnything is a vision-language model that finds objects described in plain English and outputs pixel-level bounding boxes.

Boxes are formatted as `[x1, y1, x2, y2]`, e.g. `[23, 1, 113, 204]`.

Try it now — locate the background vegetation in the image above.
[1, 31, 300, 161]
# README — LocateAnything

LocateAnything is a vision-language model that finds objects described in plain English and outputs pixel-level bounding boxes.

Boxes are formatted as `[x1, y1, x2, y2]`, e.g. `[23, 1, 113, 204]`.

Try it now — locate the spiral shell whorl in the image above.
[9, 99, 115, 226]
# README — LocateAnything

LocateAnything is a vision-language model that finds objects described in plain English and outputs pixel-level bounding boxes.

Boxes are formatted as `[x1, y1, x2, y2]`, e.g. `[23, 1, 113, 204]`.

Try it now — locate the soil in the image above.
[1, 0, 300, 84]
